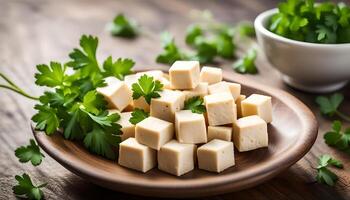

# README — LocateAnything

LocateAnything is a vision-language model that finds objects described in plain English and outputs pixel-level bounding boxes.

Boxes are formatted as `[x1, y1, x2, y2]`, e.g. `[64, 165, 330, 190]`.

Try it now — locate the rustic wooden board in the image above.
[0, 0, 349, 199]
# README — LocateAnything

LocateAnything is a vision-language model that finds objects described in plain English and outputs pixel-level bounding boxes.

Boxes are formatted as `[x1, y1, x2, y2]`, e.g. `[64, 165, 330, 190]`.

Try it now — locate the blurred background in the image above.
[0, 0, 349, 199]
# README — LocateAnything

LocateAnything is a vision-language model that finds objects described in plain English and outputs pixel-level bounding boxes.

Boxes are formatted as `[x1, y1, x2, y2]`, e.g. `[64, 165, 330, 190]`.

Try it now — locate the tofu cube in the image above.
[116, 112, 136, 141]
[133, 97, 150, 112]
[236, 95, 246, 118]
[207, 126, 232, 141]
[182, 82, 208, 100]
[96, 77, 132, 111]
[118, 138, 157, 172]
[150, 90, 185, 122]
[169, 61, 200, 89]
[233, 115, 268, 152]
[204, 92, 237, 126]
[241, 94, 272, 123]
[158, 140, 197, 176]
[175, 110, 207, 144]
[197, 139, 235, 173]
[200, 66, 222, 84]
[208, 81, 241, 100]
[161, 77, 172, 89]
[135, 117, 174, 150]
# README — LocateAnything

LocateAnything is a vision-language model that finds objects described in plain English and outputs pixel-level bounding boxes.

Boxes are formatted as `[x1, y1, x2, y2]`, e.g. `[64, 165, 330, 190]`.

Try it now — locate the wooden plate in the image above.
[32, 73, 318, 198]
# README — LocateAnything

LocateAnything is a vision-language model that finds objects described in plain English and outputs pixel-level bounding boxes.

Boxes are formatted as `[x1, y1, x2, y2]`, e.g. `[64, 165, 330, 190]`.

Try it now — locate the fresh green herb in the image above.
[184, 96, 206, 114]
[132, 74, 163, 104]
[316, 93, 350, 122]
[15, 139, 44, 166]
[192, 36, 217, 64]
[156, 32, 190, 65]
[237, 22, 256, 37]
[13, 173, 47, 200]
[316, 154, 343, 186]
[185, 24, 203, 46]
[324, 120, 350, 151]
[0, 73, 38, 100]
[103, 57, 135, 80]
[269, 0, 350, 44]
[214, 31, 235, 59]
[129, 108, 149, 125]
[233, 49, 258, 74]
[108, 14, 138, 38]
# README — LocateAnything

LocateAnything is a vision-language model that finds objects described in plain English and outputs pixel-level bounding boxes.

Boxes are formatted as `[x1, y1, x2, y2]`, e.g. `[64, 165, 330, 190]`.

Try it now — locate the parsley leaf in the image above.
[316, 93, 350, 121]
[13, 173, 47, 200]
[15, 139, 45, 166]
[109, 14, 138, 38]
[32, 104, 59, 135]
[156, 32, 189, 65]
[192, 36, 217, 64]
[233, 49, 258, 74]
[237, 22, 256, 37]
[324, 120, 350, 151]
[316, 154, 343, 186]
[35, 62, 66, 87]
[82, 91, 108, 115]
[214, 32, 235, 59]
[185, 24, 203, 46]
[129, 108, 149, 125]
[184, 96, 206, 114]
[103, 56, 134, 80]
[132, 74, 163, 104]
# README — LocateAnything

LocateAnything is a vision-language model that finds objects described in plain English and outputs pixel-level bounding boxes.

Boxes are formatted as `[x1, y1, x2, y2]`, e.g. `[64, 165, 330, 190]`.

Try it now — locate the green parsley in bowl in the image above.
[255, 0, 350, 93]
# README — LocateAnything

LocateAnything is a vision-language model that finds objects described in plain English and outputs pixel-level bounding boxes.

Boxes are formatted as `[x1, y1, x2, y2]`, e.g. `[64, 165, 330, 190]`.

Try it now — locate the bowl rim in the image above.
[254, 8, 350, 48]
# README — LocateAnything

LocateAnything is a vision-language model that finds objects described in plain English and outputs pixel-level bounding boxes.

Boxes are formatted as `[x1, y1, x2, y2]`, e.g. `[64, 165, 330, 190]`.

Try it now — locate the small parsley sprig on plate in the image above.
[324, 120, 350, 153]
[132, 74, 164, 104]
[269, 0, 350, 44]
[233, 49, 258, 74]
[184, 96, 206, 114]
[108, 14, 139, 38]
[15, 139, 45, 166]
[13, 173, 47, 200]
[316, 93, 350, 122]
[156, 32, 190, 65]
[316, 154, 343, 186]
[129, 108, 149, 125]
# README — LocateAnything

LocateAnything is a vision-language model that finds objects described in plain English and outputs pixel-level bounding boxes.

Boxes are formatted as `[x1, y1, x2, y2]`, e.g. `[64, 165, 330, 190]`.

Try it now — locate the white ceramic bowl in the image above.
[255, 8, 350, 93]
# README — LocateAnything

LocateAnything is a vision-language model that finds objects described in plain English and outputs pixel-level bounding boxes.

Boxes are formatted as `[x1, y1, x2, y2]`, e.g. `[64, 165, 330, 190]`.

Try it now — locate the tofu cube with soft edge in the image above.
[241, 94, 272, 123]
[169, 61, 200, 89]
[150, 90, 185, 122]
[117, 112, 135, 141]
[133, 97, 150, 112]
[175, 110, 207, 144]
[204, 92, 237, 126]
[182, 82, 208, 100]
[197, 139, 235, 173]
[96, 77, 132, 111]
[236, 95, 246, 118]
[200, 66, 222, 84]
[233, 115, 268, 152]
[207, 126, 232, 141]
[158, 140, 197, 176]
[118, 138, 157, 172]
[208, 81, 241, 100]
[135, 117, 174, 150]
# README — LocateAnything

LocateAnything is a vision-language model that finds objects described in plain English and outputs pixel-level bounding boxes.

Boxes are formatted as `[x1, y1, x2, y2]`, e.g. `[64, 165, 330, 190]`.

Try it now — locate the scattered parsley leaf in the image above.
[35, 62, 66, 87]
[15, 139, 45, 166]
[214, 32, 235, 59]
[233, 49, 258, 74]
[156, 32, 189, 65]
[103, 56, 135, 80]
[316, 154, 343, 186]
[237, 22, 256, 37]
[192, 36, 217, 64]
[184, 96, 206, 114]
[109, 14, 138, 38]
[32, 104, 59, 135]
[13, 173, 47, 200]
[185, 24, 203, 46]
[129, 108, 149, 125]
[324, 120, 350, 151]
[316, 93, 350, 121]
[132, 74, 163, 104]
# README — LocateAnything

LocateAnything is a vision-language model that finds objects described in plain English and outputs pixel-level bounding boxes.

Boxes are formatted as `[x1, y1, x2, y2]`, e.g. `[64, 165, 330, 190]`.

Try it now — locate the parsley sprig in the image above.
[13, 173, 47, 200]
[131, 74, 163, 104]
[316, 93, 350, 122]
[108, 14, 139, 38]
[129, 108, 149, 125]
[184, 96, 206, 114]
[15, 139, 45, 166]
[269, 0, 350, 44]
[324, 120, 350, 153]
[233, 49, 258, 74]
[0, 73, 38, 100]
[316, 155, 343, 186]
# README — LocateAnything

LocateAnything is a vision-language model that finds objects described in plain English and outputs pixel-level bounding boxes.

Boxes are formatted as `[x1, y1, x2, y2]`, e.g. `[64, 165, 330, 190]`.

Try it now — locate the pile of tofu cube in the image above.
[97, 61, 272, 176]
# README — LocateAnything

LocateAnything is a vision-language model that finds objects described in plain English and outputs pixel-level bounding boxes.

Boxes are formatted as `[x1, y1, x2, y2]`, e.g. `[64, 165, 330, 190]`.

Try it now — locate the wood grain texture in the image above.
[0, 0, 349, 199]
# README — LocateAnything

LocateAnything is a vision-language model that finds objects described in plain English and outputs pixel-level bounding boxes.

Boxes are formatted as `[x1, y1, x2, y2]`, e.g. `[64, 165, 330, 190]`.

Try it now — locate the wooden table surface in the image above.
[0, 0, 349, 199]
